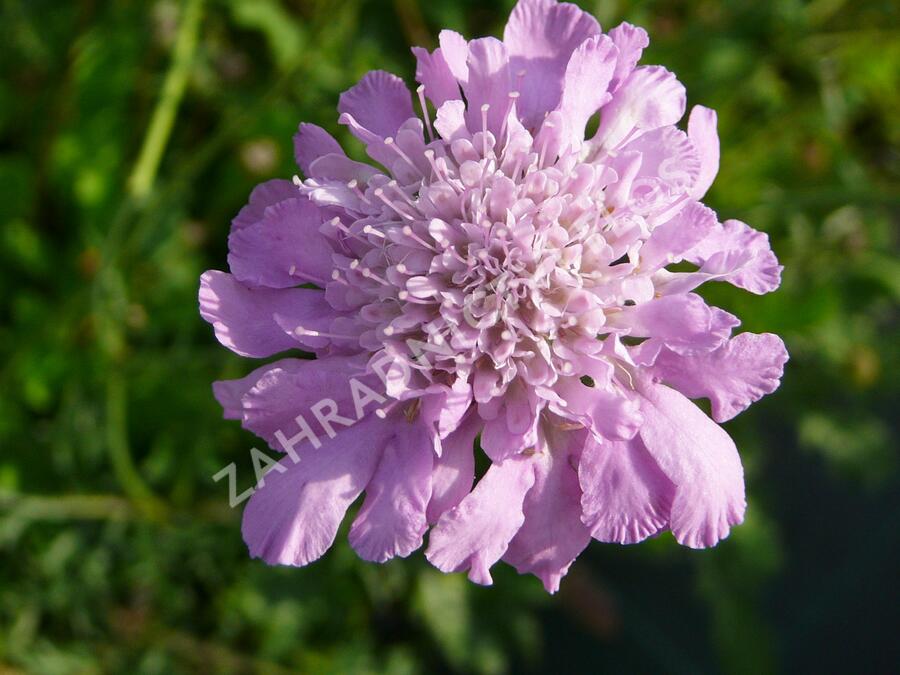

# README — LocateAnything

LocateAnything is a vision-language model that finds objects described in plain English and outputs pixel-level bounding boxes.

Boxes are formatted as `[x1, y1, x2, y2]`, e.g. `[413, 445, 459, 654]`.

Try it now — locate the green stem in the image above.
[127, 0, 204, 199]
[106, 372, 168, 520]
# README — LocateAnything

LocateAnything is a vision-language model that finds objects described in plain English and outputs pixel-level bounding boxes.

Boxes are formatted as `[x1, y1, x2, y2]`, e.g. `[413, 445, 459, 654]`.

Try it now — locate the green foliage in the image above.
[0, 0, 897, 673]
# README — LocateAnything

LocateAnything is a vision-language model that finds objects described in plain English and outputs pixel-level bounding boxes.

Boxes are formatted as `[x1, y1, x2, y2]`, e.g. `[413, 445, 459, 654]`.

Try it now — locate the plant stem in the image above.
[127, 0, 204, 199]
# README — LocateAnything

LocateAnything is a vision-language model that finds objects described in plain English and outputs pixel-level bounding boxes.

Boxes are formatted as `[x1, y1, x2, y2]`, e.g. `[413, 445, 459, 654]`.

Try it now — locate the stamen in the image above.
[538, 121, 554, 168]
[293, 325, 356, 341]
[401, 225, 438, 252]
[360, 267, 389, 286]
[373, 188, 415, 220]
[330, 215, 369, 243]
[500, 91, 519, 145]
[384, 137, 420, 174]
[388, 180, 420, 212]
[423, 149, 444, 181]
[416, 85, 435, 142]
[480, 104, 490, 157]
[346, 179, 371, 205]
[362, 224, 386, 239]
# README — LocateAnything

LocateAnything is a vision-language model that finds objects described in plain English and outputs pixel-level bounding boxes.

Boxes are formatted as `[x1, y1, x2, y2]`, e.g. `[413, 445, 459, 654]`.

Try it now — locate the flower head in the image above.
[200, 0, 787, 592]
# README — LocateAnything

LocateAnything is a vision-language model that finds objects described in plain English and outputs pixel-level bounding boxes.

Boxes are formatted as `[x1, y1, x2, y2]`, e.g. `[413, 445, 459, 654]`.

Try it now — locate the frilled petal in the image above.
[651, 333, 788, 422]
[622, 125, 700, 199]
[554, 34, 617, 151]
[426, 454, 536, 585]
[212, 358, 306, 420]
[687, 105, 719, 199]
[592, 66, 686, 150]
[503, 427, 591, 593]
[349, 419, 435, 561]
[427, 412, 480, 523]
[502, 0, 601, 128]
[294, 123, 344, 177]
[241, 414, 392, 566]
[637, 381, 746, 548]
[338, 70, 415, 139]
[579, 435, 674, 544]
[238, 354, 378, 451]
[228, 197, 334, 288]
[687, 219, 782, 294]
[552, 377, 642, 441]
[608, 292, 738, 355]
[463, 37, 511, 136]
[640, 201, 717, 272]
[199, 271, 339, 357]
[412, 46, 461, 106]
[231, 179, 299, 231]
[438, 30, 469, 84]
[608, 22, 649, 92]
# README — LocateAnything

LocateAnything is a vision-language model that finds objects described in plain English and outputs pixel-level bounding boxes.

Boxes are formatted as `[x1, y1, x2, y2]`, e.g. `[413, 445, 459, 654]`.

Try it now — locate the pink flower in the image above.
[200, 0, 788, 592]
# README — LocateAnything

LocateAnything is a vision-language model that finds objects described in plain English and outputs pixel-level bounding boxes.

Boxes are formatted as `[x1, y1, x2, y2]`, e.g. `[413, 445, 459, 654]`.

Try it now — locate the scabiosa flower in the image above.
[200, 0, 788, 592]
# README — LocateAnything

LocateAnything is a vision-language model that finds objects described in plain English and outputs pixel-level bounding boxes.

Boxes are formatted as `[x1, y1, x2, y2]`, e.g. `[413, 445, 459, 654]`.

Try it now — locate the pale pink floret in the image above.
[200, 0, 787, 592]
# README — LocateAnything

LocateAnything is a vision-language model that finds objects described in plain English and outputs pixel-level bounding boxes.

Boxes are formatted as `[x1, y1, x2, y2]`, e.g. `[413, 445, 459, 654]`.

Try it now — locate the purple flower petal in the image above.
[426, 454, 536, 585]
[427, 412, 480, 523]
[503, 0, 601, 128]
[294, 123, 344, 177]
[338, 70, 415, 140]
[349, 419, 435, 561]
[579, 434, 674, 544]
[412, 46, 461, 106]
[199, 271, 339, 357]
[503, 427, 591, 593]
[651, 333, 789, 422]
[241, 414, 392, 567]
[637, 381, 746, 548]
[228, 197, 334, 288]
[687, 105, 719, 199]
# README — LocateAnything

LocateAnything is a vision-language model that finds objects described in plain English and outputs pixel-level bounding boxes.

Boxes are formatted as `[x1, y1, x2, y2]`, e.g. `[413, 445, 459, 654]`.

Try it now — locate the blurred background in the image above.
[1, 0, 898, 673]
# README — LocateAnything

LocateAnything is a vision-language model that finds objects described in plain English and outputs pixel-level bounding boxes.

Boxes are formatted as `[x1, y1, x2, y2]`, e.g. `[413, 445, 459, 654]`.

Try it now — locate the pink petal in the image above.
[607, 293, 738, 355]
[349, 420, 434, 562]
[199, 271, 338, 357]
[688, 219, 782, 295]
[640, 201, 718, 272]
[426, 454, 536, 585]
[306, 154, 381, 183]
[427, 412, 480, 523]
[463, 37, 511, 136]
[608, 22, 649, 92]
[579, 435, 674, 544]
[503, 0, 601, 128]
[638, 381, 746, 548]
[241, 415, 391, 566]
[239, 355, 375, 450]
[622, 125, 700, 197]
[412, 46, 461, 106]
[438, 30, 469, 84]
[228, 197, 334, 288]
[687, 105, 719, 199]
[293, 123, 344, 177]
[212, 358, 306, 420]
[552, 377, 642, 441]
[231, 179, 299, 231]
[338, 70, 415, 139]
[434, 99, 469, 142]
[593, 66, 686, 150]
[554, 34, 617, 151]
[503, 427, 591, 593]
[651, 333, 789, 422]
